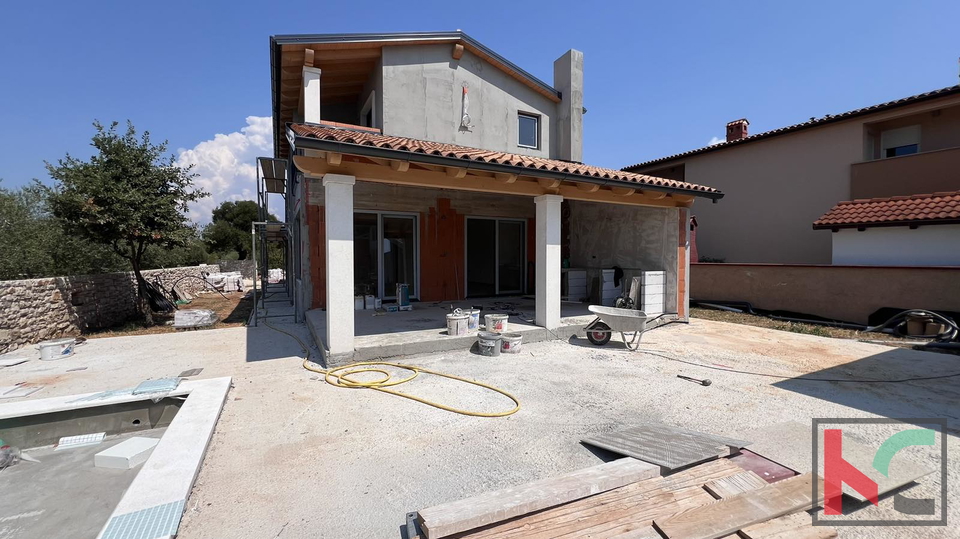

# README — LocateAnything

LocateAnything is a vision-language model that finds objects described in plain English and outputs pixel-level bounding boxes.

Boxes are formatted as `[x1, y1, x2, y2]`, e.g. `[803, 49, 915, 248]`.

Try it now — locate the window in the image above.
[518, 113, 539, 148]
[360, 91, 376, 128]
[880, 125, 920, 159]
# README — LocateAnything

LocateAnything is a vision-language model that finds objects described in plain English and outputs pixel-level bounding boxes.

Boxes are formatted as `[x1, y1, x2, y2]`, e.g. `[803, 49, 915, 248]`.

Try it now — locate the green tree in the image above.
[203, 200, 277, 260]
[0, 181, 124, 280]
[44, 121, 207, 320]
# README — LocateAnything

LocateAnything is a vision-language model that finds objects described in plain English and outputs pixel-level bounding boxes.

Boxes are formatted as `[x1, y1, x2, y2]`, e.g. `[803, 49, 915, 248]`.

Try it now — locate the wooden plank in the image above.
[457, 459, 745, 539]
[418, 458, 660, 539]
[702, 470, 768, 499]
[609, 526, 663, 538]
[739, 512, 837, 539]
[653, 473, 823, 539]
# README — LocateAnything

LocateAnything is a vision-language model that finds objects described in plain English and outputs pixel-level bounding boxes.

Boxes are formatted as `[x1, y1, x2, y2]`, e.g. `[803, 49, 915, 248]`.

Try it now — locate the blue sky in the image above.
[2, 1, 958, 222]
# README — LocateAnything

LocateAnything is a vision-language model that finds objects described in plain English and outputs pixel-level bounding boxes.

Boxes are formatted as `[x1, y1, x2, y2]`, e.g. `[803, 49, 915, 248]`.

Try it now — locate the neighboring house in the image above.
[813, 191, 960, 266]
[267, 31, 722, 357]
[624, 85, 960, 264]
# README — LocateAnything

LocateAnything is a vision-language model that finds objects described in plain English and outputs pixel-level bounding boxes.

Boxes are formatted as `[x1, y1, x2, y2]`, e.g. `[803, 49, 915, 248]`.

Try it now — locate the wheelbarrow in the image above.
[583, 305, 648, 350]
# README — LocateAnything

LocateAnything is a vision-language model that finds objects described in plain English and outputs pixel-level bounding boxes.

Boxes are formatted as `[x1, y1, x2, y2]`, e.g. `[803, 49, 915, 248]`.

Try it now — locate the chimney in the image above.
[554, 49, 583, 162]
[726, 118, 749, 142]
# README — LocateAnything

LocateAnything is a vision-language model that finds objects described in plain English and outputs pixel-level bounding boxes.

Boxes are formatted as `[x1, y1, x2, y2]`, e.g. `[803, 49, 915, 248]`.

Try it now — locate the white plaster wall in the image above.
[381, 45, 558, 159]
[831, 225, 960, 266]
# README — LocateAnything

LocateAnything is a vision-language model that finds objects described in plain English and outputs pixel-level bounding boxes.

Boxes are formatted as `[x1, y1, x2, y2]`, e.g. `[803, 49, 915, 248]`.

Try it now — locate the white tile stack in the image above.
[639, 271, 665, 316]
[562, 269, 587, 302]
[600, 269, 622, 307]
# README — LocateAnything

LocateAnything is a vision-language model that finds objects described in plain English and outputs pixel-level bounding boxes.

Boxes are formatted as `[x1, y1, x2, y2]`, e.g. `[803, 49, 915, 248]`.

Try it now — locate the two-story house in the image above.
[624, 85, 960, 266]
[267, 31, 722, 360]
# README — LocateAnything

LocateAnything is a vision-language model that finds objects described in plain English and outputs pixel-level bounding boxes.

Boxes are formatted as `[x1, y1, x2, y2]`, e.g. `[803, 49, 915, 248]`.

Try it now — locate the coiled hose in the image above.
[259, 313, 520, 418]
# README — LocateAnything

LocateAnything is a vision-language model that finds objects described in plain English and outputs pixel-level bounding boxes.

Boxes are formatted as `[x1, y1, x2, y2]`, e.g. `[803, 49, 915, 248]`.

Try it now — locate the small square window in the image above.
[885, 144, 918, 158]
[518, 113, 539, 148]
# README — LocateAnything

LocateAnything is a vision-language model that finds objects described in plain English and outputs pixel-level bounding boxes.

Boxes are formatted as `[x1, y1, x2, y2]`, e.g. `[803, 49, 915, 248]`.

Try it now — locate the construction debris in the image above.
[174, 309, 218, 329]
[56, 432, 106, 451]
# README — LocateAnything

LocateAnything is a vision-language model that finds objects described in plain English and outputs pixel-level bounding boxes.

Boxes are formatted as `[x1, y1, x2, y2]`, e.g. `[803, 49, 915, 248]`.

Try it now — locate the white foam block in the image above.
[95, 437, 160, 469]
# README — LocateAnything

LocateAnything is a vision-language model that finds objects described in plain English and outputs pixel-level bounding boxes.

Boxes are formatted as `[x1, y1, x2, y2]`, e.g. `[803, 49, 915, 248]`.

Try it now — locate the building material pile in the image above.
[411, 458, 834, 539]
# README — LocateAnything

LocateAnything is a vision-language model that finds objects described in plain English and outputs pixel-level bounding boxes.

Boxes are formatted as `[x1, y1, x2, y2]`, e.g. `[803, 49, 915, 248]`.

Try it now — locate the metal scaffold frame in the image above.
[252, 157, 292, 326]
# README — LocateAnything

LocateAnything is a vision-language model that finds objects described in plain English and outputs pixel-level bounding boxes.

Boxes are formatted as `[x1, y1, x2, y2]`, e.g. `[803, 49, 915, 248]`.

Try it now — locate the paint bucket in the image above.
[464, 309, 481, 331]
[477, 331, 501, 357]
[38, 338, 75, 361]
[500, 332, 523, 354]
[446, 313, 470, 336]
[485, 314, 509, 333]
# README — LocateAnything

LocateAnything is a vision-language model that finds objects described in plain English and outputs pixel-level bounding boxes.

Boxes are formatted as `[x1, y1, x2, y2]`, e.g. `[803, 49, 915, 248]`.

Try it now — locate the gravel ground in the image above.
[1, 318, 956, 538]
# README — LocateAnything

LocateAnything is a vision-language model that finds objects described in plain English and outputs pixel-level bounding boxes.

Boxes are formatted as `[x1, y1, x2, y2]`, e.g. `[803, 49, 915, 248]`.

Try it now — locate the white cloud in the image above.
[708, 136, 725, 146]
[176, 116, 281, 224]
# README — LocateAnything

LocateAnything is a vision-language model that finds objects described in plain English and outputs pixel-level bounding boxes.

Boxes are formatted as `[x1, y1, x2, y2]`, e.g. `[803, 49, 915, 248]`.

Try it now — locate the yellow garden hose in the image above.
[260, 315, 520, 418]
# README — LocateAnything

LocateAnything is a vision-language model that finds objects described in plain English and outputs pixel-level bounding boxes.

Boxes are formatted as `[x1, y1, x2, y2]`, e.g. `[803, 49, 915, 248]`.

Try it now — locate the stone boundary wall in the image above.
[216, 259, 255, 279]
[0, 264, 220, 354]
[691, 263, 960, 325]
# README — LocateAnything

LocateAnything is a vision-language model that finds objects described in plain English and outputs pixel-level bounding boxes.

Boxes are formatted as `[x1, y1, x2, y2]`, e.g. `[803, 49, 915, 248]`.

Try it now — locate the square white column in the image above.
[323, 174, 355, 355]
[535, 194, 563, 329]
[302, 66, 322, 123]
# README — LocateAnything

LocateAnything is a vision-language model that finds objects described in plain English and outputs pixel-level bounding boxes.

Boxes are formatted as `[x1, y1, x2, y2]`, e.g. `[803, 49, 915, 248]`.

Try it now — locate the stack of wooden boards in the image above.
[411, 457, 836, 539]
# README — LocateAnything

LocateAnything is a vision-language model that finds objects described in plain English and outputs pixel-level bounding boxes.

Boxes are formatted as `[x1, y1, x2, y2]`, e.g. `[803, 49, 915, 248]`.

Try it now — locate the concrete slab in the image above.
[306, 296, 597, 364]
[95, 436, 160, 469]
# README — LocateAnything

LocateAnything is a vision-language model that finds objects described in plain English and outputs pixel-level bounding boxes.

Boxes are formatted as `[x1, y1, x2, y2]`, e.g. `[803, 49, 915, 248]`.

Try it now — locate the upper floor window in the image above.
[518, 113, 539, 149]
[881, 125, 920, 158]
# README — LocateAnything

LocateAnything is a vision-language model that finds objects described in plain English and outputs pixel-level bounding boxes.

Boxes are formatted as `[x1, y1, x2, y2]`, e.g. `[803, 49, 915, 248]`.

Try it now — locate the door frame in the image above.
[463, 216, 527, 297]
[355, 210, 420, 300]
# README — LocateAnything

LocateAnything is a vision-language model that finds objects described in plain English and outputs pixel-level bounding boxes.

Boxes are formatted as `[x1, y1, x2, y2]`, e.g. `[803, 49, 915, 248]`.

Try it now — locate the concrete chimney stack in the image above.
[554, 49, 583, 162]
[726, 118, 749, 142]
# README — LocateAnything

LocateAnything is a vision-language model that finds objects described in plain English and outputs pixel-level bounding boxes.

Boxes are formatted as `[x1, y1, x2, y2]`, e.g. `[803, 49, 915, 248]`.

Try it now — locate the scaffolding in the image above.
[252, 157, 292, 325]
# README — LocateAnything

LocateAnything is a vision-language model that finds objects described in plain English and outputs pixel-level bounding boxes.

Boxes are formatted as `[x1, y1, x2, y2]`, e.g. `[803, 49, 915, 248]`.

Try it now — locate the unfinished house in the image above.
[268, 31, 723, 360]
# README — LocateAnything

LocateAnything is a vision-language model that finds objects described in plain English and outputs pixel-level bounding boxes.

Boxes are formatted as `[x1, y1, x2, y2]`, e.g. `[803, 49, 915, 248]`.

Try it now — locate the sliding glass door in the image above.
[354, 212, 418, 299]
[465, 218, 526, 297]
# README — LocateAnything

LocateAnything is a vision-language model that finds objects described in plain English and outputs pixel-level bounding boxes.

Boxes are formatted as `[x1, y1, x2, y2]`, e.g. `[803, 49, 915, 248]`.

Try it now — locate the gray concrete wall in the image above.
[381, 44, 558, 159]
[567, 201, 679, 313]
[0, 265, 220, 353]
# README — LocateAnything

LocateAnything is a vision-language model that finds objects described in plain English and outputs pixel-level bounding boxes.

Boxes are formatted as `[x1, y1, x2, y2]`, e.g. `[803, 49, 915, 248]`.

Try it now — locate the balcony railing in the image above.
[850, 146, 960, 199]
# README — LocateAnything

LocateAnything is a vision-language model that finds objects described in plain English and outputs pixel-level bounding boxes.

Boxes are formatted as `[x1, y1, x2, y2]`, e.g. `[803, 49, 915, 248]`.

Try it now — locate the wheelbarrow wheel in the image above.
[587, 322, 612, 346]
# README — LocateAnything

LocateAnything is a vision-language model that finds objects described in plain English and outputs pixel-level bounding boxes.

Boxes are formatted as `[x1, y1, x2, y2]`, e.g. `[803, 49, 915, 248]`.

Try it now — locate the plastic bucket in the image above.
[485, 314, 509, 333]
[464, 309, 481, 331]
[500, 332, 523, 354]
[446, 313, 469, 336]
[477, 331, 501, 357]
[38, 338, 75, 361]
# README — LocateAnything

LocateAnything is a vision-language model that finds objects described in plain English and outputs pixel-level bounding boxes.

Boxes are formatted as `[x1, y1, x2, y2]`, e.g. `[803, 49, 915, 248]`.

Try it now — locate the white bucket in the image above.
[38, 338, 75, 361]
[446, 313, 469, 336]
[485, 314, 509, 333]
[477, 331, 501, 357]
[464, 309, 481, 331]
[500, 332, 523, 354]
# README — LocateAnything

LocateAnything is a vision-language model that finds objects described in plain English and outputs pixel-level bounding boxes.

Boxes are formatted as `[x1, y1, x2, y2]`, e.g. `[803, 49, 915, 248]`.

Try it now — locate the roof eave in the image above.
[289, 129, 724, 201]
[813, 218, 960, 230]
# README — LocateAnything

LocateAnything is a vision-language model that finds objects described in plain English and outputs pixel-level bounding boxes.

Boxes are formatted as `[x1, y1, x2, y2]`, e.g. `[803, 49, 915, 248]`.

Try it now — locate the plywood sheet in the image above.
[582, 423, 750, 470]
[418, 458, 660, 538]
[653, 473, 822, 539]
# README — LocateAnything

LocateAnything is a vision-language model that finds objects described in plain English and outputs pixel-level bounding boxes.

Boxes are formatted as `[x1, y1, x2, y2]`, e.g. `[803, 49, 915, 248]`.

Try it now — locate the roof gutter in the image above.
[290, 132, 724, 201]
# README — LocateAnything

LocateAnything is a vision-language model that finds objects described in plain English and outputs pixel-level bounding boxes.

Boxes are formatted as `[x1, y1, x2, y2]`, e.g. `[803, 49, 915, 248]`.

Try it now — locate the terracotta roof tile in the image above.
[288, 123, 722, 196]
[813, 191, 960, 229]
[624, 85, 960, 171]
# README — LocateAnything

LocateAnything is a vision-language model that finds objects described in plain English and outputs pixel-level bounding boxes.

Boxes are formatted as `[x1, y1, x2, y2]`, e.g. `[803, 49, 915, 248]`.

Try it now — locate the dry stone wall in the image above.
[0, 264, 220, 354]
